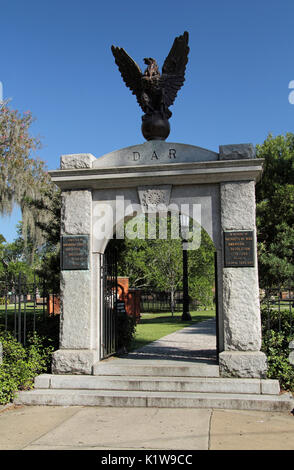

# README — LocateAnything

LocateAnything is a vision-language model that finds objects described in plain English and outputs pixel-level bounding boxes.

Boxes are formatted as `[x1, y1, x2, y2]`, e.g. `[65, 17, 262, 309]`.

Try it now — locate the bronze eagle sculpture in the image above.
[111, 32, 189, 140]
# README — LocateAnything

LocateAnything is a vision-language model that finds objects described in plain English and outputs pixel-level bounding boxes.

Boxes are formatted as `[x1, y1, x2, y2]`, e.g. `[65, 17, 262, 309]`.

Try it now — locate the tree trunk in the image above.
[170, 289, 175, 317]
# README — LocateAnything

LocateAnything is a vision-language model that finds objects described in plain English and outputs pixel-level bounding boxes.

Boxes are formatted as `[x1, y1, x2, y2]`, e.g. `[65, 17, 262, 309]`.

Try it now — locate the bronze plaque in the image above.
[61, 235, 89, 270]
[224, 231, 255, 267]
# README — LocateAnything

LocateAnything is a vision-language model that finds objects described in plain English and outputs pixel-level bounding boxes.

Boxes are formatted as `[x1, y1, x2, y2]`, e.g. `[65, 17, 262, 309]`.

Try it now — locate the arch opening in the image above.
[100, 209, 218, 363]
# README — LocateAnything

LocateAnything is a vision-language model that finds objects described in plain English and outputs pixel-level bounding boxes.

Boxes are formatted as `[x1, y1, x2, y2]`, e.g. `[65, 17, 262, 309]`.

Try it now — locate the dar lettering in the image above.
[132, 148, 176, 161]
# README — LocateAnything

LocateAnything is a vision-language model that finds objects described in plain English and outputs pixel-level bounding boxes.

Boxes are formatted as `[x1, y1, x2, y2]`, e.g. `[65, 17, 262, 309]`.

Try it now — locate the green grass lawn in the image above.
[129, 309, 215, 351]
[0, 304, 45, 319]
[0, 303, 45, 311]
[0, 304, 46, 326]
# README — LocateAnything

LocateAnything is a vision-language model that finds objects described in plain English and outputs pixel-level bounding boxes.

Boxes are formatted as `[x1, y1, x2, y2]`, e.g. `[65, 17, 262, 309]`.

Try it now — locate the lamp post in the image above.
[180, 214, 192, 321]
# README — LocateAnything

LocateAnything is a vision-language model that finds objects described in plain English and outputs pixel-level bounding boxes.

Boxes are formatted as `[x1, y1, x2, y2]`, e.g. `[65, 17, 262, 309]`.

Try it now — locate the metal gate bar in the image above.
[0, 273, 59, 346]
[100, 249, 118, 359]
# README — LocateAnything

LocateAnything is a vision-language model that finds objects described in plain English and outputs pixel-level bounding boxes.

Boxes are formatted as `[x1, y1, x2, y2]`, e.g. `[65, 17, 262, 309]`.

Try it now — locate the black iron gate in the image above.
[0, 273, 59, 347]
[214, 251, 219, 357]
[100, 249, 118, 359]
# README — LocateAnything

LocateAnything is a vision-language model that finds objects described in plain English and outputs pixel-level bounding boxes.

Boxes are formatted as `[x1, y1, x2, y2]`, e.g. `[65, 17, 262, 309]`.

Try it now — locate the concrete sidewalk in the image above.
[0, 403, 294, 450]
[2, 318, 294, 450]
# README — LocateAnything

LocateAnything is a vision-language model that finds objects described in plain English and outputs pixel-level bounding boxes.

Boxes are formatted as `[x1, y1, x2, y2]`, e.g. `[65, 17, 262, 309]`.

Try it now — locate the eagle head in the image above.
[143, 58, 160, 78]
[144, 57, 155, 65]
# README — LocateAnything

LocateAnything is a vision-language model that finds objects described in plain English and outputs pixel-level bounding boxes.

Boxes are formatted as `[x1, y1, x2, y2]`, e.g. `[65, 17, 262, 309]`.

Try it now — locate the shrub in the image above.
[261, 308, 294, 391]
[116, 311, 136, 353]
[0, 330, 54, 405]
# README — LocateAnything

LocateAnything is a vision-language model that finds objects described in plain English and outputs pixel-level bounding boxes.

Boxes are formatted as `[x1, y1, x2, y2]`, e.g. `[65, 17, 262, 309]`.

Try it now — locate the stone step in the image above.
[14, 388, 294, 412]
[34, 374, 280, 395]
[92, 360, 220, 377]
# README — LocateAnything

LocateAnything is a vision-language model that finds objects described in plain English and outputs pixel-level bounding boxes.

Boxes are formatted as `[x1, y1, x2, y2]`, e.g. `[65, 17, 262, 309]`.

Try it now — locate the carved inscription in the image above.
[132, 148, 176, 162]
[61, 235, 89, 270]
[224, 231, 255, 267]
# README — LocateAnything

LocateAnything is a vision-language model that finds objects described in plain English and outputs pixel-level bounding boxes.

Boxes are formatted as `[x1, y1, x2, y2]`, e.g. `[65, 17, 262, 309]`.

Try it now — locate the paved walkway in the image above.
[124, 318, 217, 363]
[0, 318, 293, 451]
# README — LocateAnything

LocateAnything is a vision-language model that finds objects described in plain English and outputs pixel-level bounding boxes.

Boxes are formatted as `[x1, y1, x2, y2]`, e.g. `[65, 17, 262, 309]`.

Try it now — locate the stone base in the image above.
[219, 351, 268, 378]
[52, 349, 99, 375]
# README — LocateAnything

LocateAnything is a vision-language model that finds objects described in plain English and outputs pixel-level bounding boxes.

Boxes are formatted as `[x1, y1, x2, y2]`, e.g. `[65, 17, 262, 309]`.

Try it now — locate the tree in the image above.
[188, 230, 215, 307]
[144, 236, 183, 313]
[0, 229, 35, 285]
[0, 101, 52, 251]
[256, 133, 294, 288]
[25, 185, 61, 292]
[115, 213, 215, 309]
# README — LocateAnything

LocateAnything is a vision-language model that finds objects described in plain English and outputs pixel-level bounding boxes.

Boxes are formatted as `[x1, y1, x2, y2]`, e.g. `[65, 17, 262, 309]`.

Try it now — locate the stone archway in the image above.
[50, 140, 267, 378]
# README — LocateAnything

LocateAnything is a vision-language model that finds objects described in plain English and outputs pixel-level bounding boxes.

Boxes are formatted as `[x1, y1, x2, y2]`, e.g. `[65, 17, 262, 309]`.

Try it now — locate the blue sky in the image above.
[1, 0, 294, 242]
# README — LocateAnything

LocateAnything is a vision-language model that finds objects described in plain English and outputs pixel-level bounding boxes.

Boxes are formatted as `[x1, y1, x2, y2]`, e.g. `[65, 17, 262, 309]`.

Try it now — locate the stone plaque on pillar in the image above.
[224, 231, 255, 267]
[61, 235, 89, 270]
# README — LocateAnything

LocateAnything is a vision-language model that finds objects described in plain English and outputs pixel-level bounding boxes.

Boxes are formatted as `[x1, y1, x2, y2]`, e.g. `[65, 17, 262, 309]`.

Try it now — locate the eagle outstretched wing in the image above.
[160, 31, 189, 108]
[111, 46, 144, 111]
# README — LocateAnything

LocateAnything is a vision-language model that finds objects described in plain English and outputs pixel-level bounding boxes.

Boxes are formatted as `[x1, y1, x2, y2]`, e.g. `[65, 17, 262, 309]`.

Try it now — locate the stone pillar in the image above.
[218, 180, 267, 378]
[52, 154, 98, 374]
